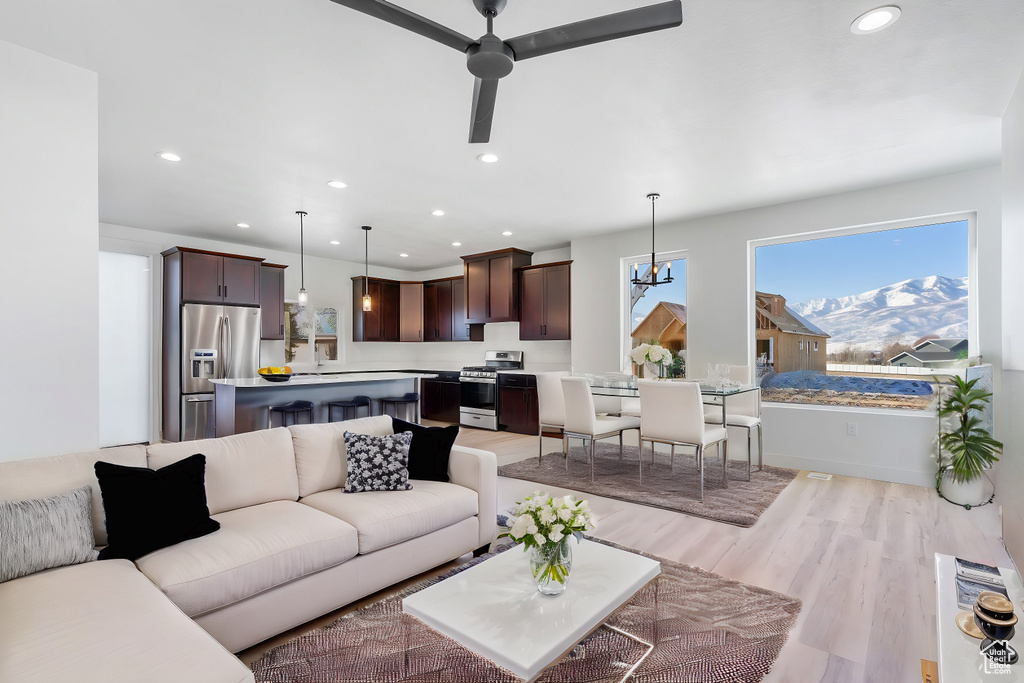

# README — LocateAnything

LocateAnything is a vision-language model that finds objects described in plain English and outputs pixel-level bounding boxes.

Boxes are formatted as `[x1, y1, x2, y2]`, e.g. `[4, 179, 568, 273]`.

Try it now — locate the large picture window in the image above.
[753, 219, 968, 409]
[623, 252, 686, 377]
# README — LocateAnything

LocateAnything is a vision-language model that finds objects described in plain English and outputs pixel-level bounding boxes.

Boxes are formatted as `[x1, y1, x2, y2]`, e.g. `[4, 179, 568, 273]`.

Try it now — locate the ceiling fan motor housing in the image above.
[467, 33, 514, 79]
[473, 0, 507, 18]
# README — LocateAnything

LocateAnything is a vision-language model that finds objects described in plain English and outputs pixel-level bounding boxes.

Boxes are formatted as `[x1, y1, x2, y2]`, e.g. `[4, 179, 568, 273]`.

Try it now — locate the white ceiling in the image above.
[2, 1, 1023, 270]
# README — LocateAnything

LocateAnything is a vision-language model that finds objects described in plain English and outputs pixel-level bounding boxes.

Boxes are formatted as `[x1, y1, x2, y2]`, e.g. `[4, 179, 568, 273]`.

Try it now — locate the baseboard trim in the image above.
[764, 452, 933, 487]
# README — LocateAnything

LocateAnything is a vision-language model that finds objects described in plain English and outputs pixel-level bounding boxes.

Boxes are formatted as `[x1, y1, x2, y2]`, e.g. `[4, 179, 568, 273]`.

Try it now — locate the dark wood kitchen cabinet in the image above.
[498, 373, 538, 435]
[450, 277, 483, 342]
[421, 373, 461, 422]
[352, 277, 400, 342]
[423, 278, 453, 342]
[260, 263, 287, 340]
[519, 261, 571, 340]
[400, 282, 424, 342]
[462, 248, 532, 324]
[165, 247, 263, 306]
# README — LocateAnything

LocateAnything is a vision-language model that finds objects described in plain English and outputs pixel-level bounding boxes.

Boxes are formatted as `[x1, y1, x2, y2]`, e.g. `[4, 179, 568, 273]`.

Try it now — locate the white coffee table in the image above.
[402, 539, 660, 681]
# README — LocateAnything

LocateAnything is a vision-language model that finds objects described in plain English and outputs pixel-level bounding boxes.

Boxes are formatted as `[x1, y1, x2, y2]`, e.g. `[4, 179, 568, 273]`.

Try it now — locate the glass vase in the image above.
[645, 360, 662, 379]
[529, 537, 573, 596]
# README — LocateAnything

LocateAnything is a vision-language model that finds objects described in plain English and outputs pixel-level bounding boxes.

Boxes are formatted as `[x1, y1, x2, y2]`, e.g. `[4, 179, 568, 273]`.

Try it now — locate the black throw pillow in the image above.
[94, 453, 220, 561]
[391, 418, 459, 482]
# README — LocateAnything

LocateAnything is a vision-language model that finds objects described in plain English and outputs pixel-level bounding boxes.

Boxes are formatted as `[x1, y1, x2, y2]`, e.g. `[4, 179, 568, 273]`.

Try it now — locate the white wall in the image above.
[0, 40, 98, 462]
[571, 167, 1002, 485]
[999, 67, 1024, 564]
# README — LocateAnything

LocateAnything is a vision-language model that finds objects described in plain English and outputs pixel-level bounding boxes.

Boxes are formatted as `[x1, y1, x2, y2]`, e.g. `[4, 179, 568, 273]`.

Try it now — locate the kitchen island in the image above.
[211, 372, 436, 436]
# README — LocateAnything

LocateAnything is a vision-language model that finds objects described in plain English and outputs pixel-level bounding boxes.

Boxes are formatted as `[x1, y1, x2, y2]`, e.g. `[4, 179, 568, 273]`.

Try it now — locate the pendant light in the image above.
[630, 193, 673, 287]
[361, 225, 372, 312]
[296, 211, 309, 305]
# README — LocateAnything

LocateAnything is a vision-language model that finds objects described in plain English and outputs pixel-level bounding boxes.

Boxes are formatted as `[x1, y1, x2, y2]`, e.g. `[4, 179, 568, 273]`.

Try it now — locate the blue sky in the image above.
[756, 220, 968, 304]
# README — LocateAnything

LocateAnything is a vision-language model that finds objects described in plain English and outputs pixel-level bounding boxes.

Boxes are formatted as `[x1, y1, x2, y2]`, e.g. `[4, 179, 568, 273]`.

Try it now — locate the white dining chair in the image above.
[535, 371, 569, 464]
[560, 377, 641, 481]
[638, 379, 728, 502]
[703, 364, 762, 478]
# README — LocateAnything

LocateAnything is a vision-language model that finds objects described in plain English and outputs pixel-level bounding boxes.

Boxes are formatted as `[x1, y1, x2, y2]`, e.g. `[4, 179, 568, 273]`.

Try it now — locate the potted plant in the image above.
[936, 375, 1002, 508]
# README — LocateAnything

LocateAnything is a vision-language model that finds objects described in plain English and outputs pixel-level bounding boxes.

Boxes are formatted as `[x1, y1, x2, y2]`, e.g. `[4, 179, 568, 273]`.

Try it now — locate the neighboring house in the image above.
[630, 301, 686, 353]
[888, 338, 968, 367]
[755, 292, 830, 373]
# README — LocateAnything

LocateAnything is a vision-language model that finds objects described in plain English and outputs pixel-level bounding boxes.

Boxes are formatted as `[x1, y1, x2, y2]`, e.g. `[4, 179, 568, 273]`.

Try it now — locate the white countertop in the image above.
[211, 372, 436, 388]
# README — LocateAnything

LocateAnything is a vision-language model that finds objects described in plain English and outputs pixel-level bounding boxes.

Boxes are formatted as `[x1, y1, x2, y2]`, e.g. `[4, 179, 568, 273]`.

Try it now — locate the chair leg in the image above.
[745, 427, 752, 481]
[590, 437, 596, 482]
[757, 423, 763, 471]
[670, 443, 675, 471]
[697, 445, 704, 502]
[638, 438, 643, 483]
[538, 429, 543, 466]
[721, 439, 729, 487]
[565, 437, 571, 473]
[619, 431, 623, 459]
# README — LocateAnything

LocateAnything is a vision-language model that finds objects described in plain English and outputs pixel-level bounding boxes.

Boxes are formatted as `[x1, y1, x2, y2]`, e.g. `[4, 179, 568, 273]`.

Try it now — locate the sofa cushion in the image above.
[289, 415, 394, 497]
[147, 428, 298, 515]
[0, 559, 253, 683]
[95, 454, 220, 561]
[0, 485, 97, 582]
[392, 417, 459, 482]
[300, 480, 478, 554]
[343, 431, 413, 493]
[135, 500, 358, 618]
[0, 444, 147, 546]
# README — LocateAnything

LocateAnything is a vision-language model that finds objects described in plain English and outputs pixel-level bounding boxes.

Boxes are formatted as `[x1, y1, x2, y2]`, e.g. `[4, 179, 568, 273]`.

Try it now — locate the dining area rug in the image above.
[498, 444, 797, 527]
[250, 541, 801, 683]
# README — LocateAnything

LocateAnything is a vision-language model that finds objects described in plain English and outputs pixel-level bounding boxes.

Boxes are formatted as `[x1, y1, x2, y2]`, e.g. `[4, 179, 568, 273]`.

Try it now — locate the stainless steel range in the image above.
[460, 350, 524, 430]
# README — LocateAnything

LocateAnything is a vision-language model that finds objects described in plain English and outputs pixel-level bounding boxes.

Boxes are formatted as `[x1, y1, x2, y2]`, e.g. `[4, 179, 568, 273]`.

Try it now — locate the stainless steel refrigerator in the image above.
[174, 304, 261, 441]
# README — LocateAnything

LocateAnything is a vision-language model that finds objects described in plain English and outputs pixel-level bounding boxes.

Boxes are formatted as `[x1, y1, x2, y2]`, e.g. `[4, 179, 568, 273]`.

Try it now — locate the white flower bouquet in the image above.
[498, 491, 596, 592]
[628, 342, 673, 367]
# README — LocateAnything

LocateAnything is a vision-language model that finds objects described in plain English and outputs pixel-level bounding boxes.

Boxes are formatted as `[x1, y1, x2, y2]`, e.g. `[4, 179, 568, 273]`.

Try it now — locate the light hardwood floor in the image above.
[241, 425, 1009, 682]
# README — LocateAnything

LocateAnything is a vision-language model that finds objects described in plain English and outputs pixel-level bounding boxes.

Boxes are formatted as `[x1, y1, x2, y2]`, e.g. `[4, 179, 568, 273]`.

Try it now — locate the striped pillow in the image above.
[0, 485, 97, 583]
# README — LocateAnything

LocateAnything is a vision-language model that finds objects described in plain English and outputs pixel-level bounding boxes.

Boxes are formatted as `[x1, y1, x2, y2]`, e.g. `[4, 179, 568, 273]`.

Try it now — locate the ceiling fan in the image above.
[328, 0, 684, 143]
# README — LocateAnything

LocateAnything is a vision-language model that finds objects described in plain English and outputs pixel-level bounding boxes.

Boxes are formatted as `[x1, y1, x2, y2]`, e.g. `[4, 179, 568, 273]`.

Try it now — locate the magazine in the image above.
[955, 557, 1005, 587]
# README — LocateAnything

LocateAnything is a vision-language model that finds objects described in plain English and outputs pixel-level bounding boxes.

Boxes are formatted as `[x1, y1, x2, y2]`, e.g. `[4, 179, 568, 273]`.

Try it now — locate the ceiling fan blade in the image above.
[505, 0, 683, 61]
[469, 78, 499, 144]
[328, 0, 474, 53]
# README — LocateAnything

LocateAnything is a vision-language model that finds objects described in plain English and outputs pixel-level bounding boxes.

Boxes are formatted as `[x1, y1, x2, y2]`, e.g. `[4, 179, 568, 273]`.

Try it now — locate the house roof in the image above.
[889, 350, 963, 364]
[914, 338, 967, 351]
[631, 301, 686, 341]
[755, 293, 830, 338]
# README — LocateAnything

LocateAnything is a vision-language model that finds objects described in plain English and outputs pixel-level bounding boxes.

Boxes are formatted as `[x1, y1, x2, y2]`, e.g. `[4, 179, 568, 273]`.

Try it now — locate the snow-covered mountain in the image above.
[789, 275, 968, 348]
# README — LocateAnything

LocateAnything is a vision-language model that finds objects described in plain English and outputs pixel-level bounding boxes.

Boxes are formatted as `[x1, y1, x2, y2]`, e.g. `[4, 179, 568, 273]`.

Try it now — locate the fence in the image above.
[825, 363, 962, 377]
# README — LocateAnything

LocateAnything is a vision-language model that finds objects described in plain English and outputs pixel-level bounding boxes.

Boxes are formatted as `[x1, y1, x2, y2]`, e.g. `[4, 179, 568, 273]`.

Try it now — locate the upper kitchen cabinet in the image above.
[450, 277, 483, 342]
[352, 276, 400, 342]
[260, 263, 286, 340]
[519, 261, 572, 341]
[163, 247, 263, 306]
[423, 278, 453, 342]
[462, 248, 533, 324]
[400, 282, 424, 342]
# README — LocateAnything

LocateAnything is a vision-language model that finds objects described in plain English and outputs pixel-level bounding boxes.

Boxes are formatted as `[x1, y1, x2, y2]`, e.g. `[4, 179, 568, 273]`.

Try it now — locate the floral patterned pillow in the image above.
[343, 431, 414, 493]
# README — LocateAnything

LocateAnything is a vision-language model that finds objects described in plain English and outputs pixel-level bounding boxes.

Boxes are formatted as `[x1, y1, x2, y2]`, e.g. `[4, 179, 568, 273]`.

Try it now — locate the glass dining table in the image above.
[577, 372, 759, 432]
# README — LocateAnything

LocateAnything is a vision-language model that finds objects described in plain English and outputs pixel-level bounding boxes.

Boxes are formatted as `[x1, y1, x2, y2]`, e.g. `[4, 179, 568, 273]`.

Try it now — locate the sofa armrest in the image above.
[448, 445, 497, 548]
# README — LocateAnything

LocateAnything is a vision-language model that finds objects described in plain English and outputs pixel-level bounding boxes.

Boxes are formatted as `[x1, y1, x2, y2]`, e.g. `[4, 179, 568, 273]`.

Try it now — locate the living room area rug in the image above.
[251, 541, 802, 683]
[498, 444, 797, 527]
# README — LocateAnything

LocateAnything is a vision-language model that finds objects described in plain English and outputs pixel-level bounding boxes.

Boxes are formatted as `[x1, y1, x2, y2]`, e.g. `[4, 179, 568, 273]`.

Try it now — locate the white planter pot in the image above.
[939, 470, 987, 507]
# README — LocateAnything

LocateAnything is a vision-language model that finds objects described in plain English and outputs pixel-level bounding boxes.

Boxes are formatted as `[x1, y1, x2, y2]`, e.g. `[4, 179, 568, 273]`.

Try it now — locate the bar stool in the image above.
[268, 400, 314, 428]
[378, 392, 420, 423]
[327, 395, 371, 422]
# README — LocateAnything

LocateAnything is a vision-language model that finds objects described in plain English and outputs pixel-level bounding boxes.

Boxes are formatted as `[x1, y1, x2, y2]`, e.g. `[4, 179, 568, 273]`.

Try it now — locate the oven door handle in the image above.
[460, 377, 495, 384]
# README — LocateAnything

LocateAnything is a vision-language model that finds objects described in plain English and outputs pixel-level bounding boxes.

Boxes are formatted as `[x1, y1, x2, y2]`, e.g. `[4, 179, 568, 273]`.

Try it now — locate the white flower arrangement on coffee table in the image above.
[499, 491, 596, 550]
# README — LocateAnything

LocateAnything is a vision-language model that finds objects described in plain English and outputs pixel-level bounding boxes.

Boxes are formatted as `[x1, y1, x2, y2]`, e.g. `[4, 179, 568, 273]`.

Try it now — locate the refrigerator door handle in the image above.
[223, 316, 232, 378]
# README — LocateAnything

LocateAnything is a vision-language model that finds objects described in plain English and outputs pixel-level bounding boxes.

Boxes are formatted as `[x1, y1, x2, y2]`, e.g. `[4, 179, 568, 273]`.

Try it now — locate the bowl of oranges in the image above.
[258, 366, 293, 382]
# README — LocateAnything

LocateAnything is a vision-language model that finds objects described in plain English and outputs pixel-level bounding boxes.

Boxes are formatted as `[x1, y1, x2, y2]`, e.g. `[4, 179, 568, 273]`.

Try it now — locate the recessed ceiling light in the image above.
[236, 223, 250, 229]
[157, 152, 181, 162]
[327, 180, 348, 189]
[501, 231, 513, 236]
[432, 210, 446, 217]
[477, 153, 499, 163]
[400, 253, 409, 258]
[329, 240, 341, 245]
[851, 6, 901, 34]
[452, 241, 462, 247]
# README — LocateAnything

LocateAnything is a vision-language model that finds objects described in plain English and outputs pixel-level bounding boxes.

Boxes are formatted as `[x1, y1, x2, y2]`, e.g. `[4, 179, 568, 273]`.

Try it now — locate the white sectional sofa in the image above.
[0, 415, 497, 683]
